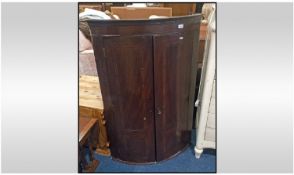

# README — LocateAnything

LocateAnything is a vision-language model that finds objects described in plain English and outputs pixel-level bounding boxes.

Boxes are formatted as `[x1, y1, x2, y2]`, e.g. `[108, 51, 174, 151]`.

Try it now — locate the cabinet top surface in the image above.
[84, 14, 201, 24]
[86, 14, 201, 36]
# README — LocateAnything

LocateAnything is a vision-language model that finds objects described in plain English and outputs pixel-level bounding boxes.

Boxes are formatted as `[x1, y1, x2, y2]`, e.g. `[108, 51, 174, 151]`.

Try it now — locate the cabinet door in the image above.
[99, 35, 156, 163]
[153, 32, 195, 161]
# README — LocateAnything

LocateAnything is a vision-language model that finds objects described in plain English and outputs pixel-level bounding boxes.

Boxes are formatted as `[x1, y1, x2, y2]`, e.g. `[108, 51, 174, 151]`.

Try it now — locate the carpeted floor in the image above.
[94, 146, 215, 173]
[93, 130, 216, 173]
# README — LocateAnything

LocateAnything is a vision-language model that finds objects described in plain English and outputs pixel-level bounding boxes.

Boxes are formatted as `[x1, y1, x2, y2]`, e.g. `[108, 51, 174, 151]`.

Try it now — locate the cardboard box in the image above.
[163, 3, 196, 16]
[111, 7, 172, 19]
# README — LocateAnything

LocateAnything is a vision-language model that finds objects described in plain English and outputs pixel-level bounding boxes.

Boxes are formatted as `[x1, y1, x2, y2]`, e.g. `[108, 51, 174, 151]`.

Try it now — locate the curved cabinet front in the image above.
[87, 15, 201, 163]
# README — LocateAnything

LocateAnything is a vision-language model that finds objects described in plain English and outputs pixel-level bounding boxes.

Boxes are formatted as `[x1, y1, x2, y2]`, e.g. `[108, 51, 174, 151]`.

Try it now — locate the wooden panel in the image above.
[111, 7, 172, 19]
[79, 75, 103, 109]
[79, 117, 98, 143]
[197, 24, 208, 67]
[100, 35, 156, 163]
[153, 31, 195, 161]
[79, 106, 94, 118]
[164, 3, 196, 16]
[79, 75, 110, 156]
[87, 15, 201, 37]
[78, 117, 100, 172]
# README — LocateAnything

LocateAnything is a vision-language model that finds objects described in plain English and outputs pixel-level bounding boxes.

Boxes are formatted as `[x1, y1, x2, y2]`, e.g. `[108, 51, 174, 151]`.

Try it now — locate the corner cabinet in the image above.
[86, 15, 201, 163]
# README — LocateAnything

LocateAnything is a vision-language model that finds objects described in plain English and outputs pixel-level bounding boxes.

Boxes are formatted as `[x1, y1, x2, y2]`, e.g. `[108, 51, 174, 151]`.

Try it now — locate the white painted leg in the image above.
[194, 146, 203, 159]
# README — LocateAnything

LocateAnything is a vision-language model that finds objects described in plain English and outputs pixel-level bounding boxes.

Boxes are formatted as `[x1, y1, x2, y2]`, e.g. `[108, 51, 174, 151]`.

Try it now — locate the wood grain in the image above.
[79, 75, 110, 156]
[79, 117, 100, 172]
[87, 14, 201, 163]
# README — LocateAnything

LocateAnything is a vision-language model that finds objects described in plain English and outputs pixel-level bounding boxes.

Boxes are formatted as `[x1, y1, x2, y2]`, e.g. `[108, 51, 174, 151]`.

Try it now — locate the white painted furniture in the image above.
[194, 8, 216, 159]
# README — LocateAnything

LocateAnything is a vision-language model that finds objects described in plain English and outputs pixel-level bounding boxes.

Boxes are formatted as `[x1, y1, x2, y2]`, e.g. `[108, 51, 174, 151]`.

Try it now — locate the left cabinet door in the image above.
[93, 35, 156, 163]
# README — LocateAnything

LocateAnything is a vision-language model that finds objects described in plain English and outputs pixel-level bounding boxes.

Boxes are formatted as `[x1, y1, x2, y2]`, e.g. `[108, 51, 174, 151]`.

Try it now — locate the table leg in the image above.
[82, 126, 100, 172]
[79, 144, 90, 171]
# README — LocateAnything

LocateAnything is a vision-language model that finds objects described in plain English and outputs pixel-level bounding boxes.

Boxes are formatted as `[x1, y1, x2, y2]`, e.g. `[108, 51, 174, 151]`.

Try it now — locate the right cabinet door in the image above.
[153, 31, 196, 161]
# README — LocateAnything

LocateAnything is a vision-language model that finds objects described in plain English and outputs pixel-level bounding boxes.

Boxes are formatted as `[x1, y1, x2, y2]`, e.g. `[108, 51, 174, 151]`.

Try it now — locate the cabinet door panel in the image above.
[100, 35, 155, 163]
[153, 32, 195, 161]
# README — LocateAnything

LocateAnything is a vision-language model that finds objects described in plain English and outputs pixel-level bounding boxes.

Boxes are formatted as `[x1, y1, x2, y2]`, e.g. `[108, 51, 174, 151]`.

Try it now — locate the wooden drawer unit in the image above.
[79, 75, 110, 156]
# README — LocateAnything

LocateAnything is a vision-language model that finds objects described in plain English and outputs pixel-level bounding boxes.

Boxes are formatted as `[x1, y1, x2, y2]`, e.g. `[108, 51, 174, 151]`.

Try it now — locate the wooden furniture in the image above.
[79, 117, 100, 172]
[194, 10, 216, 158]
[86, 14, 201, 163]
[110, 7, 172, 19]
[163, 3, 196, 16]
[79, 75, 110, 156]
[193, 23, 208, 126]
[198, 23, 208, 68]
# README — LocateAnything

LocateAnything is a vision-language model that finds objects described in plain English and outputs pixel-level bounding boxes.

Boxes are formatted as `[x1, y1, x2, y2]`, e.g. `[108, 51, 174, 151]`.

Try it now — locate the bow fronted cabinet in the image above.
[86, 14, 201, 163]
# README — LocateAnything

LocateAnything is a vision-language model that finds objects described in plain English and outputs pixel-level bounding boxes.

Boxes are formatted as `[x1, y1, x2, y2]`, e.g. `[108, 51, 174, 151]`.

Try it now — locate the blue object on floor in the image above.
[93, 130, 216, 172]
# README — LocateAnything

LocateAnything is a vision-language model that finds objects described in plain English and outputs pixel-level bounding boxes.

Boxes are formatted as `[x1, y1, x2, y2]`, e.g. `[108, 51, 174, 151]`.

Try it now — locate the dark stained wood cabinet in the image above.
[102, 35, 156, 163]
[86, 14, 201, 163]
